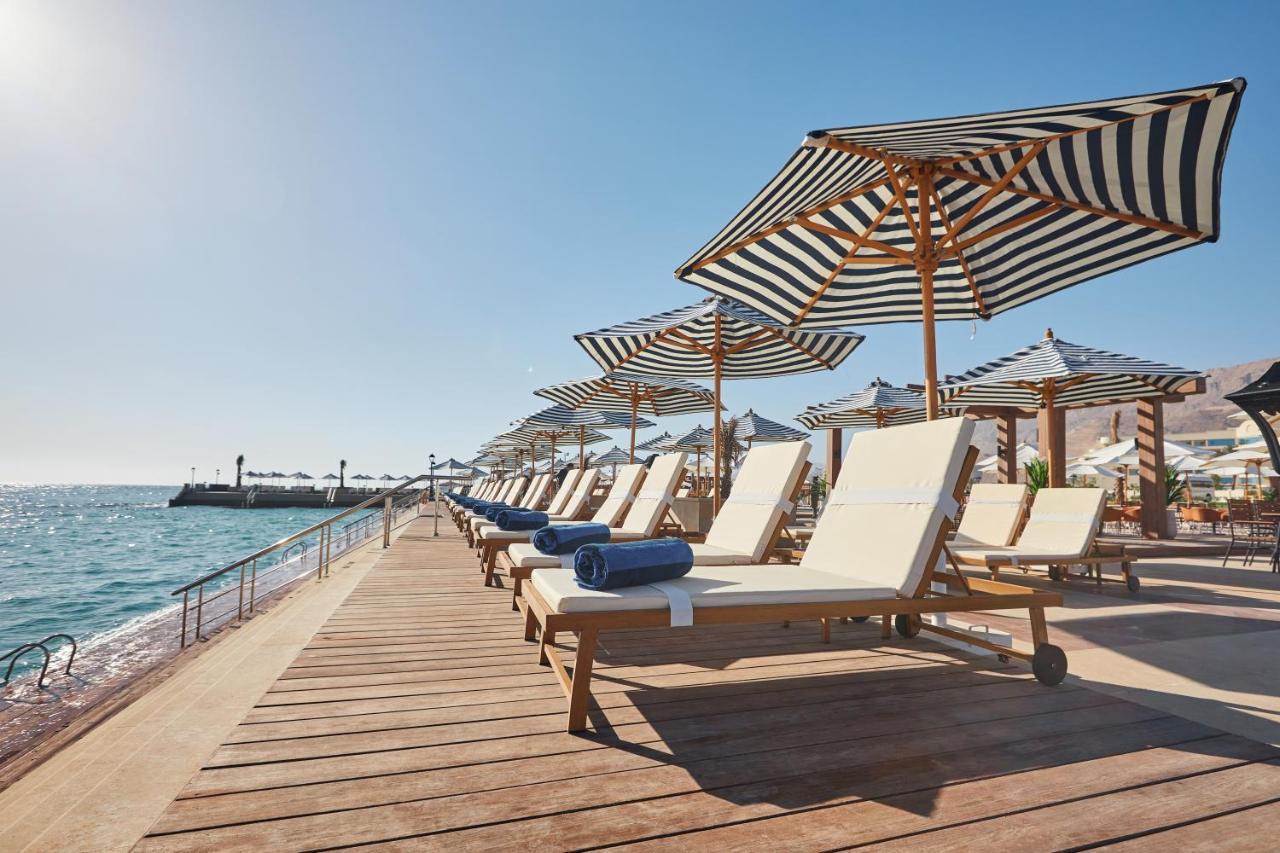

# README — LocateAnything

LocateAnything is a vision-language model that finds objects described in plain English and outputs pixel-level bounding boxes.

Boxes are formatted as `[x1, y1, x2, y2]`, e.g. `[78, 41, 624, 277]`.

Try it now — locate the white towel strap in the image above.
[635, 490, 675, 506]
[967, 497, 1026, 506]
[725, 491, 795, 515]
[1031, 513, 1097, 524]
[648, 581, 693, 627]
[827, 487, 959, 518]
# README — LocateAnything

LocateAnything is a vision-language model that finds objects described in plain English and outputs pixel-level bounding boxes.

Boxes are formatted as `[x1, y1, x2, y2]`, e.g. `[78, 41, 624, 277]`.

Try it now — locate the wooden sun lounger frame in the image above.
[502, 460, 812, 613]
[955, 529, 1139, 593]
[519, 447, 1067, 732]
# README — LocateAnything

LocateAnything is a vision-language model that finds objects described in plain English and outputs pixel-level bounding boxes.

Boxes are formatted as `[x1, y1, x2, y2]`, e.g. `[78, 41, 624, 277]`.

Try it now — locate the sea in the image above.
[0, 484, 372, 682]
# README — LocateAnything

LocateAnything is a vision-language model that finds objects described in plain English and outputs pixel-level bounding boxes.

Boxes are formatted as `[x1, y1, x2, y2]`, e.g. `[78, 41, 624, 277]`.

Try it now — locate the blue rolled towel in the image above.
[468, 500, 504, 514]
[495, 509, 549, 531]
[573, 538, 694, 591]
[531, 523, 612, 555]
[483, 504, 512, 522]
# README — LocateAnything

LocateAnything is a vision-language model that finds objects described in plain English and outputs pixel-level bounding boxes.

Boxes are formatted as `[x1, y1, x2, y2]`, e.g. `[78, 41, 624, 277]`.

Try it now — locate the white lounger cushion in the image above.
[801, 417, 973, 597]
[953, 487, 1104, 563]
[615, 453, 688, 535]
[704, 441, 811, 562]
[952, 483, 1028, 548]
[531, 564, 894, 614]
[505, 464, 647, 568]
[544, 469, 582, 517]
[550, 469, 599, 521]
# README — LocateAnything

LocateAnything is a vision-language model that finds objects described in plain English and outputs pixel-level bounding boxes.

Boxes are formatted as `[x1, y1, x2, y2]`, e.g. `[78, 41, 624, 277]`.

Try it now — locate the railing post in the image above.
[237, 563, 246, 621]
[383, 496, 392, 547]
[249, 558, 257, 613]
[180, 590, 190, 649]
[316, 526, 325, 583]
[194, 585, 204, 643]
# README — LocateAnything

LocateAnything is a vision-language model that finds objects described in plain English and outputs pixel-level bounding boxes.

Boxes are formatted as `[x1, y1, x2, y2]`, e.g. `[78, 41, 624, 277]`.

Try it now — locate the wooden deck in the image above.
[136, 516, 1280, 851]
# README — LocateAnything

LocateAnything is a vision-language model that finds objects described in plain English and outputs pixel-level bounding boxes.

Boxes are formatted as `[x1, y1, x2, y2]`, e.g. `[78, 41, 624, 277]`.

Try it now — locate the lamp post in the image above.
[429, 453, 438, 536]
[190, 467, 195, 489]
[215, 468, 220, 485]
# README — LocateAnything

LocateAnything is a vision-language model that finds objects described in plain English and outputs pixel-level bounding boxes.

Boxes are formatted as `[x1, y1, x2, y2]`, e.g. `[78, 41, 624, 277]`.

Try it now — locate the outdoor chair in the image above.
[473, 469, 601, 581]
[520, 418, 1068, 732]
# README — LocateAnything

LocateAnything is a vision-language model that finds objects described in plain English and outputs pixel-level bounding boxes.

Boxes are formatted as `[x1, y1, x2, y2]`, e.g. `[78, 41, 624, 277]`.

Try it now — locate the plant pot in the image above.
[1165, 508, 1179, 539]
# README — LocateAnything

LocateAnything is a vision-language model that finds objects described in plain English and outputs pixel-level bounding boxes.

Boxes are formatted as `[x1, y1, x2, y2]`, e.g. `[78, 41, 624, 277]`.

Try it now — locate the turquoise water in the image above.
[0, 485, 369, 675]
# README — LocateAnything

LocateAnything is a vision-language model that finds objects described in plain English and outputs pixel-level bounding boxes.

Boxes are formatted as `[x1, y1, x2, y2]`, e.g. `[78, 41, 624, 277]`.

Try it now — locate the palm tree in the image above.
[235, 454, 245, 489]
[717, 417, 743, 500]
[339, 459, 347, 489]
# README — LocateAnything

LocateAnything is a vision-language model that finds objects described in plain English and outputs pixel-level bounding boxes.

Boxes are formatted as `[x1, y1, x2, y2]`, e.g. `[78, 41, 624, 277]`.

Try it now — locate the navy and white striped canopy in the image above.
[431, 457, 484, 476]
[535, 372, 719, 417]
[575, 296, 864, 378]
[677, 80, 1246, 327]
[797, 379, 936, 429]
[674, 426, 715, 450]
[513, 403, 656, 432]
[939, 331, 1202, 409]
[591, 446, 633, 467]
[634, 432, 675, 452]
[500, 422, 611, 447]
[734, 409, 809, 443]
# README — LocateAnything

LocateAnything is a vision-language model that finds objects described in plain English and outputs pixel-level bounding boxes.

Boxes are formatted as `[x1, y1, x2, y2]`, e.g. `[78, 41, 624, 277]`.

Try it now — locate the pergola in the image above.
[942, 331, 1205, 538]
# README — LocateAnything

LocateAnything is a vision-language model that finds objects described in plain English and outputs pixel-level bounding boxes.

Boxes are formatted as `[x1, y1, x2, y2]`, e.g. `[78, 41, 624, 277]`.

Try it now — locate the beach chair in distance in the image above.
[470, 469, 580, 554]
[467, 473, 548, 546]
[952, 483, 1028, 549]
[457, 476, 527, 533]
[451, 477, 506, 529]
[951, 487, 1139, 591]
[495, 456, 684, 601]
[521, 418, 1068, 732]
[475, 469, 601, 585]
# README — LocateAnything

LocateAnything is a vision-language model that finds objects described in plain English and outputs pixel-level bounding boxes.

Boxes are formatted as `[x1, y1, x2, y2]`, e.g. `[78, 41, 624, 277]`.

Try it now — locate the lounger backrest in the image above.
[1016, 488, 1105, 557]
[592, 464, 646, 525]
[705, 441, 812, 561]
[957, 483, 1028, 547]
[519, 473, 551, 509]
[558, 469, 600, 518]
[496, 471, 522, 504]
[801, 418, 973, 597]
[618, 452, 688, 534]
[491, 478, 517, 504]
[545, 469, 582, 516]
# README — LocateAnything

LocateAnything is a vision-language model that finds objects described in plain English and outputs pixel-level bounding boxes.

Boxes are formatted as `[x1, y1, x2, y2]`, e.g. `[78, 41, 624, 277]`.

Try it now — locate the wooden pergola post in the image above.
[1137, 399, 1169, 539]
[996, 409, 1018, 484]
[1038, 400, 1066, 488]
[826, 428, 844, 490]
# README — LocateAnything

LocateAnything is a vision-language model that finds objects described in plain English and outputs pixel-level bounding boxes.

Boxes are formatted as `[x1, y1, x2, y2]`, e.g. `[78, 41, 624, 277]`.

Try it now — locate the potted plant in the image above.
[1023, 458, 1049, 496]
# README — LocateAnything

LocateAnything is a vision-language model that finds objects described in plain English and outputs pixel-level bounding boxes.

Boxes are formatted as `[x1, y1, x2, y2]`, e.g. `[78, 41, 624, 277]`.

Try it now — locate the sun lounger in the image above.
[456, 476, 528, 531]
[520, 418, 1068, 732]
[467, 473, 550, 545]
[474, 469, 601, 582]
[952, 483, 1028, 549]
[951, 487, 1138, 591]
[493, 456, 682, 597]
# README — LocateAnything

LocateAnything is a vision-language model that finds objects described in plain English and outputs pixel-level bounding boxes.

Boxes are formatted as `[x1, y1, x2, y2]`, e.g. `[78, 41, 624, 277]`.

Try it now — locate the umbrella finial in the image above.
[1045, 328, 1055, 340]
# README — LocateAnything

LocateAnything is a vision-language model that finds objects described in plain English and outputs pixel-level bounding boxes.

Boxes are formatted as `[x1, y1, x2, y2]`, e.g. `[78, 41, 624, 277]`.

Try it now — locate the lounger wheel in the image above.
[997, 653, 1010, 663]
[851, 616, 870, 623]
[1047, 565, 1063, 582]
[1032, 643, 1068, 686]
[894, 614, 920, 639]
[1126, 574, 1141, 593]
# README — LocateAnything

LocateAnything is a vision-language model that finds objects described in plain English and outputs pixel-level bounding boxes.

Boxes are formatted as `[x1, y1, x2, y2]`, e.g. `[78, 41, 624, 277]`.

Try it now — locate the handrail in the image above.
[171, 475, 429, 595]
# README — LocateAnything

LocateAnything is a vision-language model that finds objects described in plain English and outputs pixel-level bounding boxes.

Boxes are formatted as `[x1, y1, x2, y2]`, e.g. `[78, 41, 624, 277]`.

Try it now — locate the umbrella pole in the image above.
[629, 387, 639, 464]
[712, 316, 723, 512]
[578, 427, 585, 471]
[916, 166, 940, 422]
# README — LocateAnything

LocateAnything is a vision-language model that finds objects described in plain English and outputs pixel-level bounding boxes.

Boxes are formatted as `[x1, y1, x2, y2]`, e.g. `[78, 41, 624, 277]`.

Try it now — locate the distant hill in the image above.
[969, 356, 1279, 457]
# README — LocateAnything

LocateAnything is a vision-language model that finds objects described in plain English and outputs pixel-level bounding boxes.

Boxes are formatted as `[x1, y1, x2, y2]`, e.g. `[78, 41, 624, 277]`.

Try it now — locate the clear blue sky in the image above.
[2, 1, 1277, 484]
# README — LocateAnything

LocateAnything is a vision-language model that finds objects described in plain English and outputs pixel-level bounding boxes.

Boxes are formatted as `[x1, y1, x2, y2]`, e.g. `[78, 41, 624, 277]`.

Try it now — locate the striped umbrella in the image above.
[676, 79, 1246, 419]
[535, 372, 718, 463]
[499, 420, 608, 478]
[797, 378, 934, 429]
[514, 403, 655, 468]
[673, 426, 715, 496]
[575, 295, 863, 509]
[590, 446, 633, 480]
[734, 409, 809, 447]
[635, 432, 676, 453]
[940, 329, 1203, 486]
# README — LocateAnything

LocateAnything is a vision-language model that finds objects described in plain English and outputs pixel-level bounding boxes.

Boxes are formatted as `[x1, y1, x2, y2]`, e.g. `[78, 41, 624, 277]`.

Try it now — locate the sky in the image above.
[2, 0, 1278, 484]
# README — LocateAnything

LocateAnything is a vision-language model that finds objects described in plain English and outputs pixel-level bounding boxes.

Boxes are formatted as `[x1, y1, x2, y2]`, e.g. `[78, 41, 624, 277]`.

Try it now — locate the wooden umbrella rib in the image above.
[934, 93, 1215, 166]
[666, 327, 716, 356]
[933, 142, 1045, 250]
[724, 329, 772, 354]
[933, 166, 1204, 239]
[683, 176, 894, 273]
[792, 194, 907, 325]
[754, 325, 836, 370]
[939, 204, 1059, 256]
[928, 187, 987, 318]
[795, 218, 913, 259]
[882, 162, 924, 247]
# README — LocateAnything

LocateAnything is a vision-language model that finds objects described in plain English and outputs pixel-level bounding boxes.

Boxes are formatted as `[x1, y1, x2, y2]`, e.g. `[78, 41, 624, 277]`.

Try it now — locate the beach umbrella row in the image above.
[675, 79, 1246, 418]
[733, 409, 808, 446]
[797, 378, 934, 430]
[535, 372, 718, 463]
[574, 295, 864, 509]
[514, 404, 655, 469]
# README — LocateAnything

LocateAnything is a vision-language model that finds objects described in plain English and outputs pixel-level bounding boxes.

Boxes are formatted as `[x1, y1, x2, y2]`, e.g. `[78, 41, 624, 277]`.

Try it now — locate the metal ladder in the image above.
[1, 634, 77, 689]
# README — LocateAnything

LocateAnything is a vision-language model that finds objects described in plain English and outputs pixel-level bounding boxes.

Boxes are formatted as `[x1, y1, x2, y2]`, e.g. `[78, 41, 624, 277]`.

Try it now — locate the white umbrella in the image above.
[976, 442, 1039, 471]
[1066, 462, 1122, 481]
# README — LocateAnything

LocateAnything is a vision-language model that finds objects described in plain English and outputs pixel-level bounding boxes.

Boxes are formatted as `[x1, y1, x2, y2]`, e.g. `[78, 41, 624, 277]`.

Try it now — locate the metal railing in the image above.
[1, 634, 77, 689]
[171, 476, 430, 647]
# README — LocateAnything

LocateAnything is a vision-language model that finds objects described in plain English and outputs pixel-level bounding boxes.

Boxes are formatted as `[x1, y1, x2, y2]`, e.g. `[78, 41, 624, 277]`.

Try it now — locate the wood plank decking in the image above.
[136, 516, 1280, 851]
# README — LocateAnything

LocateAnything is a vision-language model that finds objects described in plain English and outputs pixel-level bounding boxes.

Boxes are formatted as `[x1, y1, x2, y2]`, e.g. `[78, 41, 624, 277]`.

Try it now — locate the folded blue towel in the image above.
[574, 538, 694, 591]
[483, 504, 513, 522]
[531, 523, 612, 555]
[495, 510, 549, 531]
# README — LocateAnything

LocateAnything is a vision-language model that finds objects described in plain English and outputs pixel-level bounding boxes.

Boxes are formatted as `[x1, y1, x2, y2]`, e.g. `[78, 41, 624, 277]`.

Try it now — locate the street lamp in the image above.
[215, 468, 220, 485]
[429, 453, 438, 536]
[190, 467, 195, 489]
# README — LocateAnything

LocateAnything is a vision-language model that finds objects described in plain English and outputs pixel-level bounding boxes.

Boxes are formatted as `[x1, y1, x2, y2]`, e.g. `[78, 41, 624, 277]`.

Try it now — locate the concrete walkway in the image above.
[0, 522, 410, 852]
